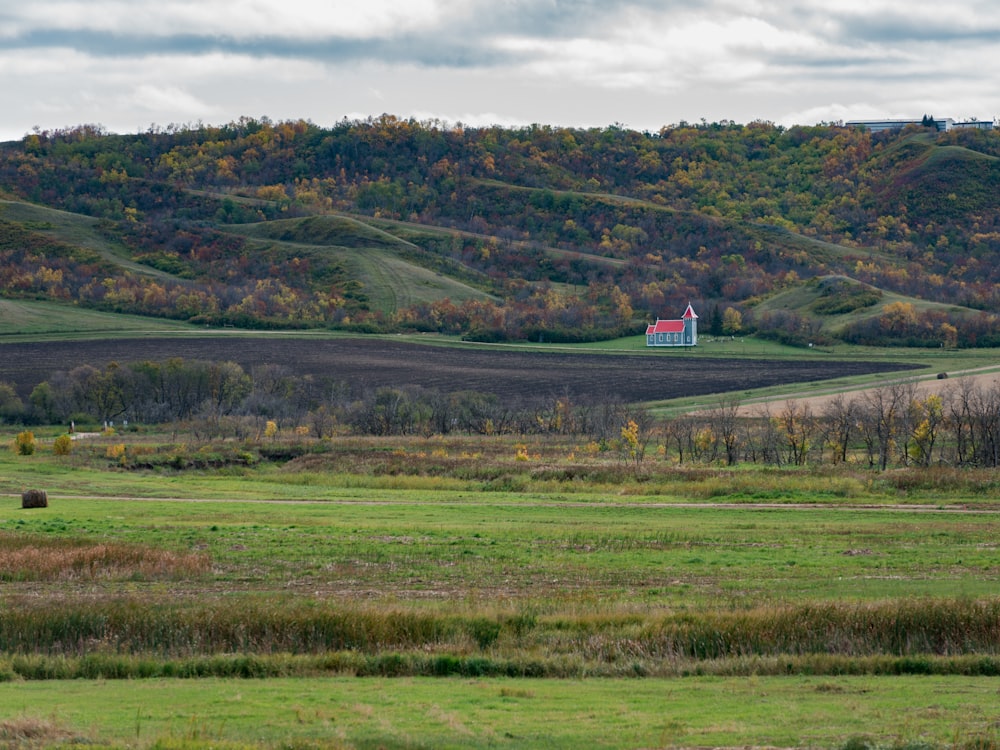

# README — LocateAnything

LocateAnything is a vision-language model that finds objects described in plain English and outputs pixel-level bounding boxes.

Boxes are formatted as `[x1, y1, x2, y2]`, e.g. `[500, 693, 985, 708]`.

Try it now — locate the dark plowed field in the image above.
[0, 337, 918, 404]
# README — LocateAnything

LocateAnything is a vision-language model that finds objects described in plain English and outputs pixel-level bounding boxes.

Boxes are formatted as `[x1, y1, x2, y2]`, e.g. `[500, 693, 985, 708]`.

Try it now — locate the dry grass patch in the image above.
[0, 716, 76, 749]
[0, 532, 210, 581]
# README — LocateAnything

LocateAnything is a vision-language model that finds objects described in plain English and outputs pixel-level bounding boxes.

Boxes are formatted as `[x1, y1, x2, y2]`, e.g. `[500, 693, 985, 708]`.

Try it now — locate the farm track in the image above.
[0, 336, 918, 403]
[3, 492, 995, 514]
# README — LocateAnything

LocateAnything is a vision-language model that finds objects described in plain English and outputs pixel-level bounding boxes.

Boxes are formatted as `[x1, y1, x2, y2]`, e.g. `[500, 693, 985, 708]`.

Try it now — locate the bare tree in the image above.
[661, 413, 697, 464]
[776, 400, 816, 466]
[706, 396, 742, 466]
[859, 381, 916, 470]
[944, 379, 977, 466]
[822, 394, 857, 465]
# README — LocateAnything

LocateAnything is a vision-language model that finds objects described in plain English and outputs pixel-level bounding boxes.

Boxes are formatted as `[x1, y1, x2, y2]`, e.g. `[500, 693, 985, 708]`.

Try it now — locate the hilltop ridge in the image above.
[2, 117, 999, 347]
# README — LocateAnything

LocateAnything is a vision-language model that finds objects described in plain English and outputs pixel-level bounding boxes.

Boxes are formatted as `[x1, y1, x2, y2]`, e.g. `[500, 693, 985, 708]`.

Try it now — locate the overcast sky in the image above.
[2, 0, 999, 141]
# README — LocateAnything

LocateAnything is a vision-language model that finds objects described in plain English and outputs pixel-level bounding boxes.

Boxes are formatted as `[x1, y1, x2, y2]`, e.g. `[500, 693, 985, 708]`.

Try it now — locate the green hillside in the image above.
[0, 199, 175, 280]
[2, 118, 1000, 345]
[0, 298, 202, 338]
[227, 217, 495, 313]
[755, 275, 976, 335]
[869, 134, 1000, 230]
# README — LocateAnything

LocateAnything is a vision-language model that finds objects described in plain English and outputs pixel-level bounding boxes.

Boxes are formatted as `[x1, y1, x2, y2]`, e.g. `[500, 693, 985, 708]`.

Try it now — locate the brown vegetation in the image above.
[0, 532, 210, 581]
[0, 717, 76, 749]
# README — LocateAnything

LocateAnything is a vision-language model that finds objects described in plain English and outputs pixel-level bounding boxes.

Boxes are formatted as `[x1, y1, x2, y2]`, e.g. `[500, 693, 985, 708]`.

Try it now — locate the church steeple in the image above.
[682, 303, 697, 345]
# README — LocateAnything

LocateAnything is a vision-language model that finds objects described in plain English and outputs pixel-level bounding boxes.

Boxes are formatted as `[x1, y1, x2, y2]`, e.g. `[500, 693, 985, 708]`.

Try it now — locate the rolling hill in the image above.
[1, 118, 999, 346]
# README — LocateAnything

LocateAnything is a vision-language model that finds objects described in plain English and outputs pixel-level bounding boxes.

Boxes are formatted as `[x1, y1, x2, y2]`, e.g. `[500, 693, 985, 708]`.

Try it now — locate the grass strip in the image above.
[4, 597, 1000, 665]
[4, 652, 1000, 681]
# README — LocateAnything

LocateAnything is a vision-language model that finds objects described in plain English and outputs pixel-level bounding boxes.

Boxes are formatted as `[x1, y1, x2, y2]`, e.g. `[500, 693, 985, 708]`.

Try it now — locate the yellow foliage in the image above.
[256, 184, 288, 202]
[52, 434, 73, 456]
[13, 431, 35, 456]
[695, 427, 716, 454]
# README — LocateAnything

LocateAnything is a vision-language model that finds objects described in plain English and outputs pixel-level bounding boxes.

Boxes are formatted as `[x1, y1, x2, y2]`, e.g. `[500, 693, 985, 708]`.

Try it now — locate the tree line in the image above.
[5, 358, 1000, 469]
[663, 379, 1000, 469]
[2, 358, 648, 444]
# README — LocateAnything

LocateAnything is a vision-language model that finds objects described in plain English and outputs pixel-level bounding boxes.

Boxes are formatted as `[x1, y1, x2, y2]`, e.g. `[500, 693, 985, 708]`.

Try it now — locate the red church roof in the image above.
[646, 319, 684, 335]
[682, 303, 698, 319]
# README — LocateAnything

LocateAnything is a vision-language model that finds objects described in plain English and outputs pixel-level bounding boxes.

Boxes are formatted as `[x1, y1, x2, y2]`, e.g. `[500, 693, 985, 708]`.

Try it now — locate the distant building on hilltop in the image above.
[646, 304, 698, 347]
[954, 120, 996, 130]
[847, 118, 953, 132]
[846, 117, 995, 133]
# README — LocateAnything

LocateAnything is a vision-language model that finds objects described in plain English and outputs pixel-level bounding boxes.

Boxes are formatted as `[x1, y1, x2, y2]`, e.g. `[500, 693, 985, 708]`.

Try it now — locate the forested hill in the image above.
[2, 117, 1000, 347]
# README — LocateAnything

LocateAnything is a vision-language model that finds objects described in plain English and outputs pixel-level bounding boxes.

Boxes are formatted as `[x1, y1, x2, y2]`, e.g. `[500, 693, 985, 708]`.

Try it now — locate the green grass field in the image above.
[0, 298, 204, 340]
[2, 301, 1000, 749]
[4, 431, 1000, 748]
[3, 675, 999, 749]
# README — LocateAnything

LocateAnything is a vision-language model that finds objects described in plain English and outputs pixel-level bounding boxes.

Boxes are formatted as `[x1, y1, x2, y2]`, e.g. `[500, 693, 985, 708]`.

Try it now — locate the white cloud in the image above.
[8, 0, 456, 39]
[130, 84, 216, 116]
[1, 0, 999, 140]
[407, 110, 534, 129]
[495, 10, 834, 94]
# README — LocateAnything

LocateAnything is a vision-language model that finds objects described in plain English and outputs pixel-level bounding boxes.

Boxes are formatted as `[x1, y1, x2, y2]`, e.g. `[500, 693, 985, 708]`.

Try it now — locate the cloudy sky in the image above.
[2, 0, 998, 141]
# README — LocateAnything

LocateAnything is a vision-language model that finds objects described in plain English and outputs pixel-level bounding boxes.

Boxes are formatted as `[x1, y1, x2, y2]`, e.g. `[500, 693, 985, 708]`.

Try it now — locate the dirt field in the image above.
[734, 366, 1000, 416]
[0, 336, 917, 405]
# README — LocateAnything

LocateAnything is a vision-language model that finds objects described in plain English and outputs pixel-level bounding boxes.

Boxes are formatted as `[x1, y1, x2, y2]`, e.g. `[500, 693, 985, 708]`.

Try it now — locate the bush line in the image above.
[3, 598, 1000, 662]
[3, 652, 1000, 682]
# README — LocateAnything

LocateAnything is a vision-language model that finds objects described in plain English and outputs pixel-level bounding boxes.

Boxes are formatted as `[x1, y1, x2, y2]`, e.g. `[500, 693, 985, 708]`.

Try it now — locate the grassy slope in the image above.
[869, 134, 1000, 222]
[753, 275, 976, 334]
[363, 211, 629, 269]
[473, 177, 899, 271]
[0, 199, 496, 318]
[0, 298, 202, 339]
[226, 215, 495, 312]
[0, 199, 177, 281]
[0, 175, 989, 408]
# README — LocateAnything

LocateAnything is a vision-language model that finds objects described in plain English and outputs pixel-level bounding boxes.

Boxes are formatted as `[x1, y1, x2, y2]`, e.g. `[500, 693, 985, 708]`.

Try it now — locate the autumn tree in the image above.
[721, 307, 743, 336]
[908, 393, 944, 467]
[0, 381, 24, 423]
[775, 401, 815, 465]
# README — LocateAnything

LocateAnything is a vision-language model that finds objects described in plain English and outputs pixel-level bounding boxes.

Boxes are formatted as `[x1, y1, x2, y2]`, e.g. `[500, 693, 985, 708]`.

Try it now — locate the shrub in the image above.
[468, 618, 502, 649]
[52, 434, 72, 456]
[13, 431, 35, 456]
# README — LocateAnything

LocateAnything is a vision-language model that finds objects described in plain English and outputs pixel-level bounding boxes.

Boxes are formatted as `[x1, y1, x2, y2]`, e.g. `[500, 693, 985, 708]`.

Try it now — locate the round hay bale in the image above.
[21, 489, 48, 509]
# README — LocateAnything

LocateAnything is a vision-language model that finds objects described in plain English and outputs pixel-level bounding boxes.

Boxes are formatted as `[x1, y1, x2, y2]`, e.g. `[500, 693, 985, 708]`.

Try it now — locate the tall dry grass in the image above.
[2, 596, 999, 665]
[0, 532, 210, 581]
[0, 716, 76, 749]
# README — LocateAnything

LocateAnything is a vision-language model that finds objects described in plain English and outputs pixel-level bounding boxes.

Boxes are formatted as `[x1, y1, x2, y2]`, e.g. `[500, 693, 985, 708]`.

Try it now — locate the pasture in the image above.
[3, 429, 1000, 748]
